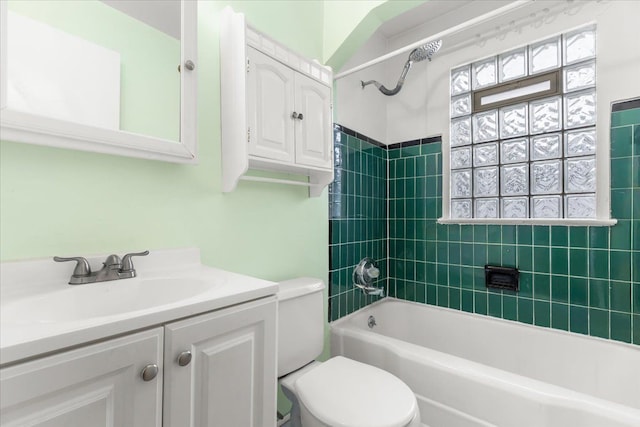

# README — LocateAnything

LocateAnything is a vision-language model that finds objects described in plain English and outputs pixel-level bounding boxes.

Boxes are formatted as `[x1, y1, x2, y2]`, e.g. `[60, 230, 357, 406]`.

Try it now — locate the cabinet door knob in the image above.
[178, 60, 196, 72]
[141, 364, 159, 381]
[177, 351, 192, 367]
[297, 113, 304, 121]
[291, 112, 298, 119]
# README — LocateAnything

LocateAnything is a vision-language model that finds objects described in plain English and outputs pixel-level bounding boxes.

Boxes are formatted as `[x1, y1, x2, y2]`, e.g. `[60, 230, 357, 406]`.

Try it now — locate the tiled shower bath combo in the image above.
[329, 99, 639, 345]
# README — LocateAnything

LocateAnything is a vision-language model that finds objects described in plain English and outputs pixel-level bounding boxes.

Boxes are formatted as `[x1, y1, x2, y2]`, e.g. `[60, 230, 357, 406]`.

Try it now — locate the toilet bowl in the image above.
[277, 278, 420, 427]
[280, 356, 421, 427]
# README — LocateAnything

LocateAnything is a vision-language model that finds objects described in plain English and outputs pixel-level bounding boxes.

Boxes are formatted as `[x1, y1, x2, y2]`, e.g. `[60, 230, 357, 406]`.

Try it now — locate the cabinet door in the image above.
[294, 73, 332, 169]
[247, 47, 295, 163]
[0, 328, 163, 427]
[163, 297, 277, 427]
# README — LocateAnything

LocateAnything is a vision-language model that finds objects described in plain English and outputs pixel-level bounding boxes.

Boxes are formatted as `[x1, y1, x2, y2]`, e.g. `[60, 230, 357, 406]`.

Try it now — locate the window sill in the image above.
[437, 218, 618, 227]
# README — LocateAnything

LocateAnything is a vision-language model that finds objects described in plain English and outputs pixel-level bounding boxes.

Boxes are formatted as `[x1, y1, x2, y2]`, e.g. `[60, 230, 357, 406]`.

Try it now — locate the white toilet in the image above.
[278, 278, 421, 427]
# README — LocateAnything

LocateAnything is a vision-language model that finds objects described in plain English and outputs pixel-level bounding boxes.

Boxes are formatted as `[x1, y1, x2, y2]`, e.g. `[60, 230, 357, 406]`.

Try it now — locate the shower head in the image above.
[361, 39, 443, 96]
[408, 40, 443, 63]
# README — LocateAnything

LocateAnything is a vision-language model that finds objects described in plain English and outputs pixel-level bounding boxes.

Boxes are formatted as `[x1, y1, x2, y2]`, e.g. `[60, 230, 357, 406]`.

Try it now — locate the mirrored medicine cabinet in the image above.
[0, 0, 197, 163]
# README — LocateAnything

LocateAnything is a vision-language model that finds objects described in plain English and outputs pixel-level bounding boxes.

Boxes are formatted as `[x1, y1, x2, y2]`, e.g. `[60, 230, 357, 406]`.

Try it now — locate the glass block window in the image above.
[449, 25, 597, 220]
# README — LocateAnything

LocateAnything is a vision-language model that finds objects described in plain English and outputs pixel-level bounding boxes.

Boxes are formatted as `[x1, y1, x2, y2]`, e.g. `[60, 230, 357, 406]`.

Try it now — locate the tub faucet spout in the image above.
[366, 287, 385, 297]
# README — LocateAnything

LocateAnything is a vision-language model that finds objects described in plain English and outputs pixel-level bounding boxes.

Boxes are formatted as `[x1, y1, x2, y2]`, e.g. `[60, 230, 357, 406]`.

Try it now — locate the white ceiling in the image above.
[100, 0, 180, 39]
[354, 0, 554, 63]
[376, 0, 523, 49]
[376, 0, 476, 39]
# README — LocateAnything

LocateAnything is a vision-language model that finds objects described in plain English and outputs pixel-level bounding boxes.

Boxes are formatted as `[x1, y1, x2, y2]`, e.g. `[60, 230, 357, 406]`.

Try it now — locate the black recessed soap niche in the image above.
[484, 265, 519, 291]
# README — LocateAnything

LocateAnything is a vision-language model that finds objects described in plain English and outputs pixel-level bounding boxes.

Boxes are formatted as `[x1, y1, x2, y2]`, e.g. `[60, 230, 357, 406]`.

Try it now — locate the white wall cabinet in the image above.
[247, 47, 296, 163]
[247, 47, 332, 170]
[0, 297, 277, 427]
[0, 1, 198, 164]
[221, 7, 334, 197]
[294, 70, 333, 169]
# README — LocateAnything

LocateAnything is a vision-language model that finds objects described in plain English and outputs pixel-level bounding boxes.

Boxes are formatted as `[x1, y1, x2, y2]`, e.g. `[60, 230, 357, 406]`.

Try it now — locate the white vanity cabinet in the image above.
[163, 296, 277, 427]
[0, 297, 277, 427]
[220, 7, 334, 197]
[247, 47, 332, 169]
[0, 328, 164, 427]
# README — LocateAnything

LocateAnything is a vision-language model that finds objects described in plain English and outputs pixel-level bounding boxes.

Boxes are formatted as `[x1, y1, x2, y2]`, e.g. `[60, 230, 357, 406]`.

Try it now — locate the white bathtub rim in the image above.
[332, 323, 640, 422]
[330, 298, 640, 420]
[331, 297, 639, 351]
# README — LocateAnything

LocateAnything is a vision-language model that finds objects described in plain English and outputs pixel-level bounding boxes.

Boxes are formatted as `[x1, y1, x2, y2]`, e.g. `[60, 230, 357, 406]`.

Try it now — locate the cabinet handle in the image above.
[297, 113, 304, 121]
[177, 351, 192, 367]
[178, 60, 196, 73]
[291, 112, 298, 119]
[141, 364, 159, 381]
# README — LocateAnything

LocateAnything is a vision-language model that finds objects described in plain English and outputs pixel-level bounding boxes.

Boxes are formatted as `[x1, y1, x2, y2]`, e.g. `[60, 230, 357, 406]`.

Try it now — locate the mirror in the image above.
[0, 0, 197, 163]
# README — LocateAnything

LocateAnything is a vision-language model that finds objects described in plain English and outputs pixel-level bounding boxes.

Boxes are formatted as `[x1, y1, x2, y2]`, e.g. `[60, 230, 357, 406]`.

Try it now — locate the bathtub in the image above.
[330, 298, 640, 427]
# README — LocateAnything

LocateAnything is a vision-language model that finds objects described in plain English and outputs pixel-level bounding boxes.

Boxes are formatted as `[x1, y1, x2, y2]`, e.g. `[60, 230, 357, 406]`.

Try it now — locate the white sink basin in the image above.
[0, 248, 279, 365]
[1, 277, 211, 324]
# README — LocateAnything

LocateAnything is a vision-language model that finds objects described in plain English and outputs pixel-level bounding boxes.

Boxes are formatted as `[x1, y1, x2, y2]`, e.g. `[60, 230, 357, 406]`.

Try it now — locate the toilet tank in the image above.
[277, 278, 325, 377]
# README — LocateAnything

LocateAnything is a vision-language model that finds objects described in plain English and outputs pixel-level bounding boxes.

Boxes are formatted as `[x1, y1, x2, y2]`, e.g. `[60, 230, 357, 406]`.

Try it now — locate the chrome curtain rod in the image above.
[333, 0, 531, 81]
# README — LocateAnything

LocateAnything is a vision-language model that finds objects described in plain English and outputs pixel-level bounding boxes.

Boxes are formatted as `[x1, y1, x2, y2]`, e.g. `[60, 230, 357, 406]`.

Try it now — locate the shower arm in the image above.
[361, 60, 413, 97]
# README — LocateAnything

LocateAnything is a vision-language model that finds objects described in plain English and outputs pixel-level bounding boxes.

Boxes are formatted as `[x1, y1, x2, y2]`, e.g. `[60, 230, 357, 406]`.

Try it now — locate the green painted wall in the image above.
[0, 1, 328, 285]
[228, 0, 324, 62]
[324, 0, 425, 71]
[8, 0, 181, 141]
[323, 0, 384, 63]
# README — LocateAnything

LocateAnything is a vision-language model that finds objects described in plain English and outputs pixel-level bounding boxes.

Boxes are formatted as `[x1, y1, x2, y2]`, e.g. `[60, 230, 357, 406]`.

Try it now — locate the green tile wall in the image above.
[388, 107, 640, 345]
[328, 128, 387, 321]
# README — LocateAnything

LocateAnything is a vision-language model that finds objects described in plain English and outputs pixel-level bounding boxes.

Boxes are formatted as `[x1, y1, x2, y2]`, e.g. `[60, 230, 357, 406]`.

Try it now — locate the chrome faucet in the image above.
[365, 287, 385, 297]
[353, 257, 385, 297]
[54, 251, 149, 285]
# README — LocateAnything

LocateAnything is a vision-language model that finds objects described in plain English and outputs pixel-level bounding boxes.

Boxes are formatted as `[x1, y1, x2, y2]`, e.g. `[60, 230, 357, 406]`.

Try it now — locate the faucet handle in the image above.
[366, 265, 380, 280]
[121, 250, 149, 272]
[53, 256, 92, 277]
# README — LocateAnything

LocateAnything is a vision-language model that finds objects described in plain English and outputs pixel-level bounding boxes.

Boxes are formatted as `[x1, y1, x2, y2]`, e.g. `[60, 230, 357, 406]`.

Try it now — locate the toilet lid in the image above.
[295, 356, 417, 427]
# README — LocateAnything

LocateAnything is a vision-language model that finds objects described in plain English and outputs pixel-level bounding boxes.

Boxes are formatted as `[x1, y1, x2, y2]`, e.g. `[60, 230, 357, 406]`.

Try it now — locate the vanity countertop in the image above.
[0, 248, 278, 366]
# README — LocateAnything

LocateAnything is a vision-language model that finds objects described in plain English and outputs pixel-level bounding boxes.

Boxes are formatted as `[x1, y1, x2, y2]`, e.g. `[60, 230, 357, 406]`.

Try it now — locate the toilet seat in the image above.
[295, 356, 418, 427]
